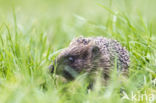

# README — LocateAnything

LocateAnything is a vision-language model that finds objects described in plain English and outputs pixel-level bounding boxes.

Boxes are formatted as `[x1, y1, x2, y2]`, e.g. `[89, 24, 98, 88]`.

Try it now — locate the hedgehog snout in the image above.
[49, 64, 54, 73]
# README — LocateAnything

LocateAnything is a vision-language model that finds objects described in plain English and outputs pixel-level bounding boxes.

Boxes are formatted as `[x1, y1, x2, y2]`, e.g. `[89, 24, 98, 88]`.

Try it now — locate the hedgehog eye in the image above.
[68, 56, 75, 63]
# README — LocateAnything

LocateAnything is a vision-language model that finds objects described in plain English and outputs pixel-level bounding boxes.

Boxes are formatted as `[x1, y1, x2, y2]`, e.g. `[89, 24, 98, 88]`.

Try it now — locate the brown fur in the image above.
[50, 37, 130, 80]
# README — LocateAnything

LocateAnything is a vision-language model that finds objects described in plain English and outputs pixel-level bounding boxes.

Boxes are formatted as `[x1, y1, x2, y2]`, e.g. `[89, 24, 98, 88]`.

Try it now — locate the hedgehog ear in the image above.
[91, 46, 100, 59]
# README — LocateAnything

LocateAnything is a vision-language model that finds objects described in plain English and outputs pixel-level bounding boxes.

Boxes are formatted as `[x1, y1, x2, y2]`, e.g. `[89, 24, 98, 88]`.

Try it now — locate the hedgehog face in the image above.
[50, 38, 101, 80]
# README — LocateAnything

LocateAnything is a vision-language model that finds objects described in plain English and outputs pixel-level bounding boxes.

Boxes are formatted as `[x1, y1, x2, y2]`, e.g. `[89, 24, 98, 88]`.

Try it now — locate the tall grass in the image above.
[0, 0, 155, 103]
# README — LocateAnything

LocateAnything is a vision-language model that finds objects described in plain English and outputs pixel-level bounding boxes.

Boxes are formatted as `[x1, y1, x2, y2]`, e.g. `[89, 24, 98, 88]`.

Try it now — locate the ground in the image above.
[0, 0, 155, 103]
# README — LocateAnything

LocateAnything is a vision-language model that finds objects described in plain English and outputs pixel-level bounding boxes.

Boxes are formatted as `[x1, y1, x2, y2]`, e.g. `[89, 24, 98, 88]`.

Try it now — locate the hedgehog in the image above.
[49, 37, 130, 81]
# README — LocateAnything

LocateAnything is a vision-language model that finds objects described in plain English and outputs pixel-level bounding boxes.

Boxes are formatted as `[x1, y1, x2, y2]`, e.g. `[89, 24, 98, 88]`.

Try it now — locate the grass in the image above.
[0, 0, 156, 103]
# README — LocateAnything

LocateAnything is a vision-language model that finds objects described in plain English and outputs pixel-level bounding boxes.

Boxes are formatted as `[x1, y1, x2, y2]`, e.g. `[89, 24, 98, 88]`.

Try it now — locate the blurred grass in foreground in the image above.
[0, 0, 156, 103]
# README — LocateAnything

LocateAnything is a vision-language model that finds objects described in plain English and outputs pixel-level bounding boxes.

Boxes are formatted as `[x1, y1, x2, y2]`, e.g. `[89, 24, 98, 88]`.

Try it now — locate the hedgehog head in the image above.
[50, 37, 101, 80]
